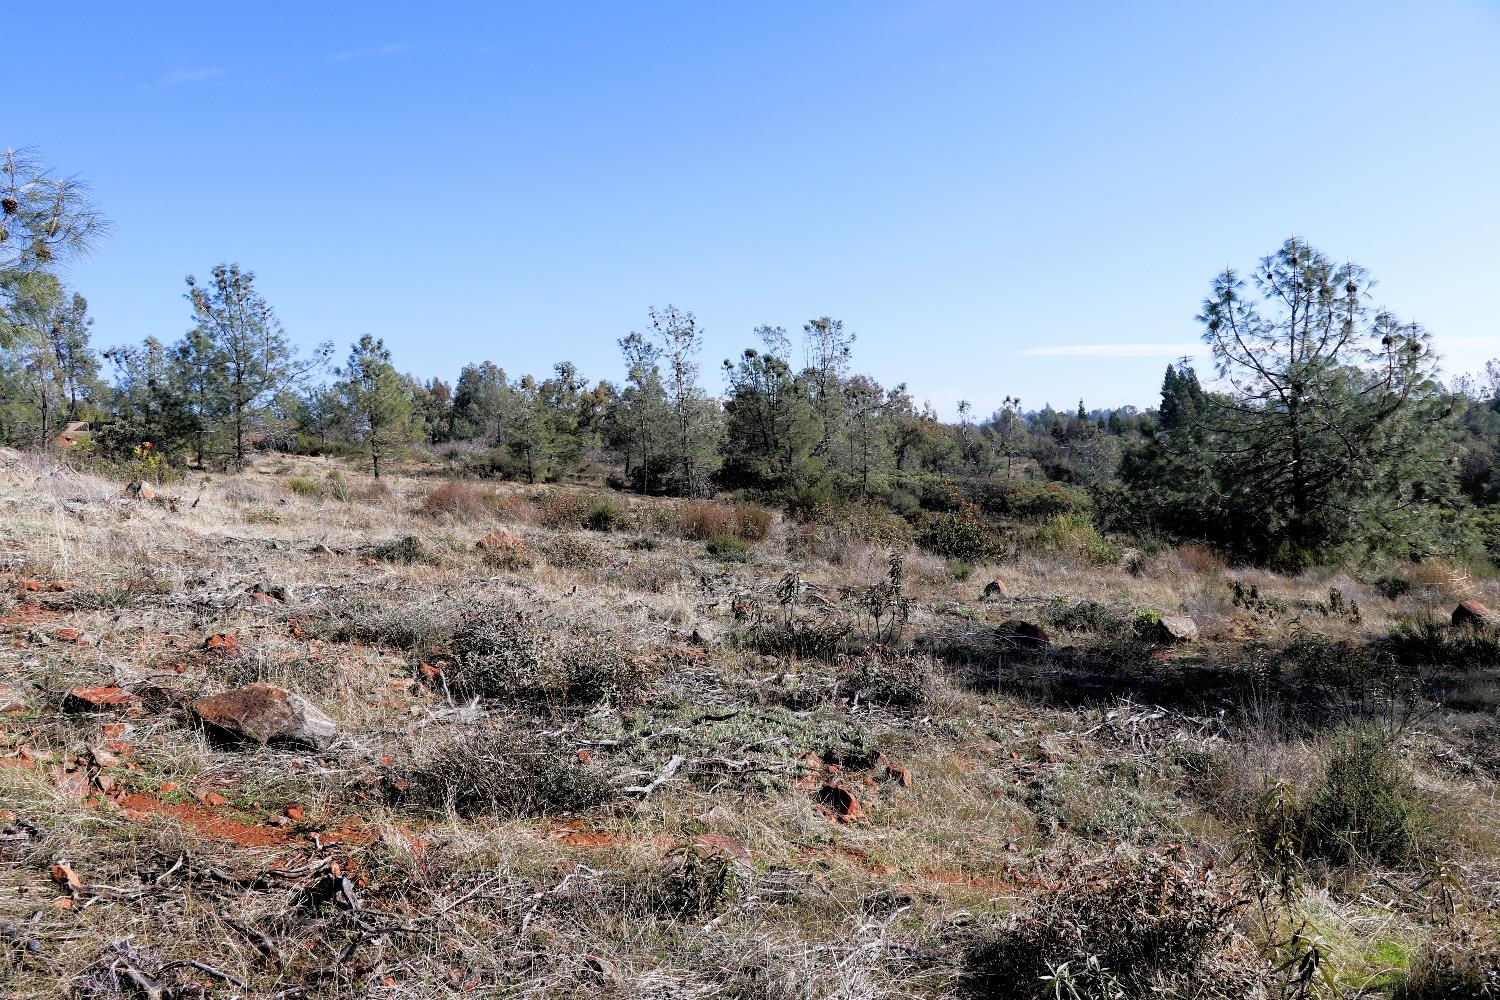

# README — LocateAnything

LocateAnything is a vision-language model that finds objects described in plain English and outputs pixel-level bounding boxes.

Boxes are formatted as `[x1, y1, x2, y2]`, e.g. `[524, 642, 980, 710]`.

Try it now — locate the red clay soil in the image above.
[118, 793, 292, 848]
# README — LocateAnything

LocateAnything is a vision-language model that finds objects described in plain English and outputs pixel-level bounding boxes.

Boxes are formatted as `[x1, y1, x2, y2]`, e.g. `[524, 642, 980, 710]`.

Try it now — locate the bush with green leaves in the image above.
[1023, 512, 1117, 564]
[917, 499, 1001, 562]
[642, 845, 744, 919]
[1300, 726, 1433, 865]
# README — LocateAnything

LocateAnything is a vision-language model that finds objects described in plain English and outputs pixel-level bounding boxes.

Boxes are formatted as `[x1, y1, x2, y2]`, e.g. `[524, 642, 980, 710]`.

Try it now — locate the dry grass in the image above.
[0, 448, 1496, 998]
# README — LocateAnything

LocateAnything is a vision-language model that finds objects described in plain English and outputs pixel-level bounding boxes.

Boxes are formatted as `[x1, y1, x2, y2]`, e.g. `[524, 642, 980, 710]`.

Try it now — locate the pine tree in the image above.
[1196, 238, 1459, 564]
[802, 316, 854, 458]
[1, 149, 105, 349]
[185, 264, 328, 471]
[336, 334, 414, 478]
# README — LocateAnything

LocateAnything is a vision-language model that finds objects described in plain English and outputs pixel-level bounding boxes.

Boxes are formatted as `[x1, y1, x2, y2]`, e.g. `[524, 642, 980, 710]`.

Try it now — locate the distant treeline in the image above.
[5, 148, 1499, 569]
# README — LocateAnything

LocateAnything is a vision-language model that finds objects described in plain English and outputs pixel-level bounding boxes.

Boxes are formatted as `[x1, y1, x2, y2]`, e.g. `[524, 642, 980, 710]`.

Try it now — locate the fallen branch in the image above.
[622, 754, 684, 798]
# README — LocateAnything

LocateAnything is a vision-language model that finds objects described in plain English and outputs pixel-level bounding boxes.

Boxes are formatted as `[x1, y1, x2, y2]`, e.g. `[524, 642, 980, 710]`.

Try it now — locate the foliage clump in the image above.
[394, 726, 611, 818]
[964, 850, 1258, 999]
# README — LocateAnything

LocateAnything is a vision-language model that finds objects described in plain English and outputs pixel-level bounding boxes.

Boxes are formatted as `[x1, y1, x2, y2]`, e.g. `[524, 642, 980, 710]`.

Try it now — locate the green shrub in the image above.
[1023, 512, 1117, 564]
[583, 498, 625, 532]
[642, 846, 744, 919]
[917, 500, 1000, 561]
[286, 476, 325, 499]
[991, 480, 1093, 520]
[1302, 727, 1432, 866]
[706, 535, 751, 561]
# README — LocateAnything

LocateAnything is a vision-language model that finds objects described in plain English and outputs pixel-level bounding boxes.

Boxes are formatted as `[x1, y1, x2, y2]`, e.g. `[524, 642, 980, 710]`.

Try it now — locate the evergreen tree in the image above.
[336, 334, 414, 478]
[721, 326, 812, 488]
[639, 305, 720, 496]
[1195, 238, 1459, 564]
[610, 332, 672, 493]
[1, 149, 105, 348]
[185, 264, 328, 471]
[802, 316, 854, 458]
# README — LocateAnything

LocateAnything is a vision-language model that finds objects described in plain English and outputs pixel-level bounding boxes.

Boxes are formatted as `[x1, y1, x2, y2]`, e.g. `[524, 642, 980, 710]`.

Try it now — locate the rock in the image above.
[1452, 600, 1500, 629]
[1156, 615, 1199, 643]
[193, 683, 337, 749]
[63, 687, 143, 715]
[996, 620, 1050, 649]
[204, 633, 243, 657]
[982, 579, 1010, 601]
[816, 783, 865, 820]
[0, 687, 27, 714]
[249, 582, 289, 603]
[123, 480, 156, 501]
[885, 764, 913, 787]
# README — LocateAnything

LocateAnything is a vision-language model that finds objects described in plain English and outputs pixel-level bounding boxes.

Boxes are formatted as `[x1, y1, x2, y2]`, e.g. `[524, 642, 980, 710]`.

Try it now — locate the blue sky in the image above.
[9, 1, 1499, 416]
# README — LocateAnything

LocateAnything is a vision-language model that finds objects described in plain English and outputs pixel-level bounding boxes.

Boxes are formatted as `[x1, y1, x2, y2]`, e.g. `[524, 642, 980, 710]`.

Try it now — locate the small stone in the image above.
[885, 764, 913, 787]
[982, 579, 1010, 601]
[997, 620, 1050, 649]
[1156, 615, 1199, 643]
[124, 480, 156, 501]
[816, 783, 865, 821]
[1453, 600, 1499, 629]
[193, 683, 337, 749]
[204, 634, 243, 657]
[63, 686, 142, 715]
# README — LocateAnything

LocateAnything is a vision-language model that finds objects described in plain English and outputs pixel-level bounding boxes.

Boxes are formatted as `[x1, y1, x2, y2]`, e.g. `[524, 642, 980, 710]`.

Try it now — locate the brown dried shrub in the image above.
[419, 481, 494, 519]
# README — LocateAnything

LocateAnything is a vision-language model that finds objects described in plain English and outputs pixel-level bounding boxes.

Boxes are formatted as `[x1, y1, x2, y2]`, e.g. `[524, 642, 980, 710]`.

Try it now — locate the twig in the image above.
[623, 754, 684, 798]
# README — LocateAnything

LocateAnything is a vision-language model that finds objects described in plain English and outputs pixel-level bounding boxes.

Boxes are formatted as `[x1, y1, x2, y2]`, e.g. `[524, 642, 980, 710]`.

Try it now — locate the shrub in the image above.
[1394, 937, 1500, 999]
[990, 480, 1092, 520]
[317, 600, 455, 653]
[963, 850, 1256, 998]
[642, 845, 744, 919]
[537, 490, 597, 529]
[540, 535, 608, 569]
[1046, 598, 1131, 634]
[448, 612, 649, 706]
[1175, 541, 1226, 575]
[373, 535, 437, 565]
[1301, 727, 1432, 866]
[705, 535, 751, 561]
[583, 498, 625, 532]
[917, 500, 1000, 562]
[447, 611, 551, 700]
[286, 476, 325, 499]
[419, 481, 494, 519]
[678, 501, 773, 544]
[395, 727, 611, 818]
[1391, 620, 1500, 668]
[840, 652, 929, 707]
[1023, 512, 1117, 564]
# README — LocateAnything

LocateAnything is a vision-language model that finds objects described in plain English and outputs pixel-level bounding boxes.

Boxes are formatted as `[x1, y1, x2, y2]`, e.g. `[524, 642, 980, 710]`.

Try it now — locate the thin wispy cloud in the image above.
[1016, 344, 1198, 359]
[330, 44, 411, 63]
[141, 67, 228, 91]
